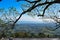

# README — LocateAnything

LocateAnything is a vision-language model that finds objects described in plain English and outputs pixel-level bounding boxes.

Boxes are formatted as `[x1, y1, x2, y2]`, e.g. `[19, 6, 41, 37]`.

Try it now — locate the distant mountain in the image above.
[14, 21, 57, 34]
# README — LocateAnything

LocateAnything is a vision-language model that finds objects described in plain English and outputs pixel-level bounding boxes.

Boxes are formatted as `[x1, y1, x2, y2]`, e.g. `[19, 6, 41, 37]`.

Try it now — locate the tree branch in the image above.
[12, 3, 37, 28]
[12, 0, 60, 28]
[25, 0, 41, 3]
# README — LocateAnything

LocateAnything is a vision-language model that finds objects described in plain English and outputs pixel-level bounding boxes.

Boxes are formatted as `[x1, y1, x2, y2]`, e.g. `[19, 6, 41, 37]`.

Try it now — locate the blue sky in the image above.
[0, 0, 28, 9]
[0, 0, 60, 22]
[0, 0, 60, 12]
[0, 0, 19, 8]
[0, 0, 37, 22]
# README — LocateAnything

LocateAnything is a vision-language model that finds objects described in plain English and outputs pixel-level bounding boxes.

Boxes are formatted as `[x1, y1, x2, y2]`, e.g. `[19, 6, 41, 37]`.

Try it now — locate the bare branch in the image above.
[25, 0, 41, 3]
[13, 0, 60, 28]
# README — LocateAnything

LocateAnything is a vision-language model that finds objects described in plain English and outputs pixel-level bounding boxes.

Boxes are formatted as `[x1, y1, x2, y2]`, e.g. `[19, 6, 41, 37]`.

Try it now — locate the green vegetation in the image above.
[0, 32, 59, 38]
[0, 6, 60, 38]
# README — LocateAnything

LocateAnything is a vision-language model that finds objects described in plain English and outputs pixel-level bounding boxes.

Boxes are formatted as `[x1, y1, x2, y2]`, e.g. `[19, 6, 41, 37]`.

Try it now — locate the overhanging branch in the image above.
[12, 0, 60, 28]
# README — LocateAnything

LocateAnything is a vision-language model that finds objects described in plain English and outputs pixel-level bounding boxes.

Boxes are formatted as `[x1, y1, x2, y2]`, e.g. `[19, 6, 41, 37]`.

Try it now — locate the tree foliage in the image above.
[0, 7, 19, 38]
[13, 0, 60, 30]
[0, 0, 60, 38]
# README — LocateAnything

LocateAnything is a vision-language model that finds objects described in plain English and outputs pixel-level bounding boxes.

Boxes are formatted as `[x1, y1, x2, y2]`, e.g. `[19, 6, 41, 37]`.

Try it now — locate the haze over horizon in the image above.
[16, 14, 55, 23]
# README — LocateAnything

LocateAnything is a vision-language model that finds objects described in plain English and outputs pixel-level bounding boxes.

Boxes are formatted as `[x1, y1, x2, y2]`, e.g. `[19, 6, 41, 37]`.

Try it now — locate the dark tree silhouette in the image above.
[11, 0, 60, 30]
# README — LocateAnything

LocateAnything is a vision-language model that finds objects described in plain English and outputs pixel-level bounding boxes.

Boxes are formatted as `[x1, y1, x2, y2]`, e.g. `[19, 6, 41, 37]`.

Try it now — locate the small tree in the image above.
[0, 7, 19, 38]
[45, 9, 60, 31]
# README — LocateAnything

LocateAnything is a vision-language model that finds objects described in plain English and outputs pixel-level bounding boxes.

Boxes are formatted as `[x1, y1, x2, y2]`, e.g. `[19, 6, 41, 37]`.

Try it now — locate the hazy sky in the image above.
[0, 0, 60, 22]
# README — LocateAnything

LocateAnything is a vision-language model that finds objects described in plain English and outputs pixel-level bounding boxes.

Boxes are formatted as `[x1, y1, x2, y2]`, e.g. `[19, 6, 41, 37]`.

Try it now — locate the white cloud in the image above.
[17, 14, 55, 23]
[18, 15, 42, 22]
